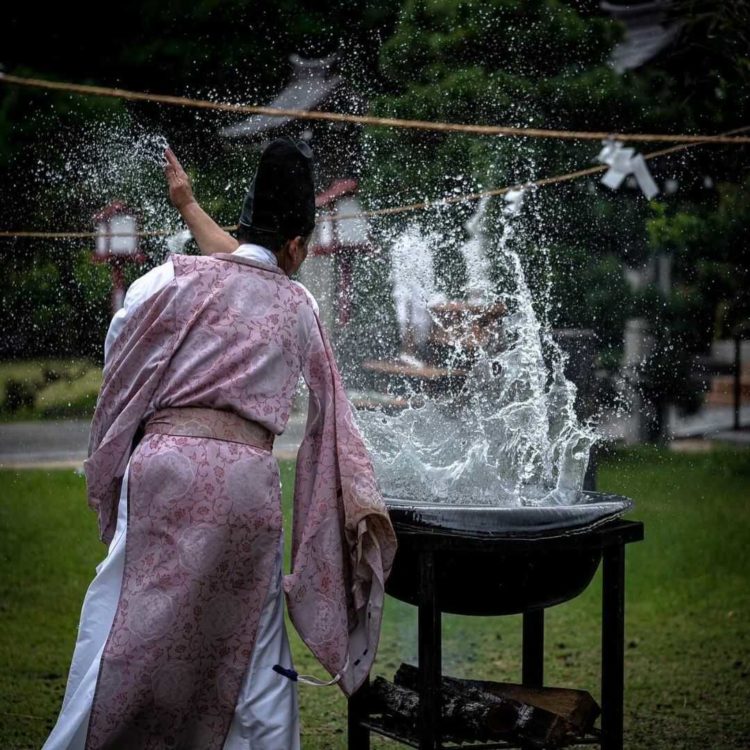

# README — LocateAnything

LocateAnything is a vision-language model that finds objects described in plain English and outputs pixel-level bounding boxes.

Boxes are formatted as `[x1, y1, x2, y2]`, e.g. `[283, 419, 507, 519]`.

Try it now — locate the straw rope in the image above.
[1, 126, 747, 242]
[344, 131, 750, 221]
[3, 72, 750, 145]
[0, 69, 747, 242]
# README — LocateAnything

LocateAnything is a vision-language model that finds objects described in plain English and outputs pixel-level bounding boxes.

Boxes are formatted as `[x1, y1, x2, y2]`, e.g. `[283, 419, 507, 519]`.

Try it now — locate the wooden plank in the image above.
[465, 680, 599, 732]
[362, 359, 468, 380]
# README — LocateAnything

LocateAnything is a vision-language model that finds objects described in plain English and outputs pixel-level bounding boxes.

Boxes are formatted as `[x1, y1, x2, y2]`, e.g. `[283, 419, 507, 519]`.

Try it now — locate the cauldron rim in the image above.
[384, 490, 634, 539]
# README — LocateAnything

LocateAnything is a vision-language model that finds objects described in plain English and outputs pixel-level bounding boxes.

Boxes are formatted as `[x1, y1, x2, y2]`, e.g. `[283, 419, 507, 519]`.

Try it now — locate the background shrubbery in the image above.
[0, 360, 101, 420]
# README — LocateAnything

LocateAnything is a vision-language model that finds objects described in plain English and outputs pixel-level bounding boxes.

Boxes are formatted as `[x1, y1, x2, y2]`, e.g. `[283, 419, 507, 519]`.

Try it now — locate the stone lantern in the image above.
[93, 201, 145, 313]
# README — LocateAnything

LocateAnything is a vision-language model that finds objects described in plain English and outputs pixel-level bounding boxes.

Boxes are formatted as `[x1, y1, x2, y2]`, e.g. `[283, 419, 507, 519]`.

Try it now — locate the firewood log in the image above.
[393, 664, 598, 734]
[368, 676, 517, 743]
[394, 664, 576, 748]
[459, 678, 599, 732]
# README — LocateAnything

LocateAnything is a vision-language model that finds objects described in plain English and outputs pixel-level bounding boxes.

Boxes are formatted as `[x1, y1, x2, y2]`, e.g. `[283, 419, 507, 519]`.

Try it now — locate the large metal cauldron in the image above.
[384, 492, 633, 616]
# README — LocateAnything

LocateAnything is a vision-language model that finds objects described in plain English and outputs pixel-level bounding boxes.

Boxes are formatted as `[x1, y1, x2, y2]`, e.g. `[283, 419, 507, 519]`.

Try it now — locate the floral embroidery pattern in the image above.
[85, 254, 396, 747]
[86, 435, 281, 749]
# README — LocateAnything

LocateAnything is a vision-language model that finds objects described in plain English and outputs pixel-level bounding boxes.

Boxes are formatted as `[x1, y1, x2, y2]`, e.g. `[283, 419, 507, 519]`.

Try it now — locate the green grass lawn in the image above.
[1, 447, 749, 749]
[0, 360, 101, 422]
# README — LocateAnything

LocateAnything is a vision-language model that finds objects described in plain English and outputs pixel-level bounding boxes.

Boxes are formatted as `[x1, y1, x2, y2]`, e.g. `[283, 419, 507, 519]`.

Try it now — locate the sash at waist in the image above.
[144, 407, 275, 452]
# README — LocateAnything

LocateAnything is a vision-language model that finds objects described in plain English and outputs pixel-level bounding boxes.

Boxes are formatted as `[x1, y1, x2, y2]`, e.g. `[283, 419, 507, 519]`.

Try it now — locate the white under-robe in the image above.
[43, 244, 301, 750]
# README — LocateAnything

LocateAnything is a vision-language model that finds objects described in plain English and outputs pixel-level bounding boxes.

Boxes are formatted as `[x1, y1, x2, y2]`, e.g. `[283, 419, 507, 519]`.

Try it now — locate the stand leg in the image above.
[601, 544, 625, 750]
[418, 550, 441, 750]
[348, 677, 370, 750]
[522, 608, 545, 688]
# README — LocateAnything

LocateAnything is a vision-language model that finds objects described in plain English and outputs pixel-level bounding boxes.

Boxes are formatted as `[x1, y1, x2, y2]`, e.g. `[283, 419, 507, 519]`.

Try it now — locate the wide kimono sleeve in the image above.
[285, 310, 397, 697]
[84, 278, 181, 545]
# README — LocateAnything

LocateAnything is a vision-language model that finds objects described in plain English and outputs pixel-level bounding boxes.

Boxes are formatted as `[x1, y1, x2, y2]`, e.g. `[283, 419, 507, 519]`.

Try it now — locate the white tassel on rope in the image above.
[596, 139, 660, 199]
[272, 655, 349, 687]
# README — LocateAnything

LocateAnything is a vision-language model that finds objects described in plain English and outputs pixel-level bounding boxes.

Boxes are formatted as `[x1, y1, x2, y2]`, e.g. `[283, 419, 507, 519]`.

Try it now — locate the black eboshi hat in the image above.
[238, 137, 315, 240]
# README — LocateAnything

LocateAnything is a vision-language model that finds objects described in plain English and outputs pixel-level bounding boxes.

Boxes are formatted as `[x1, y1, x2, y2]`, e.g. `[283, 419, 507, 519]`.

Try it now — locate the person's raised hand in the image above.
[164, 148, 195, 211]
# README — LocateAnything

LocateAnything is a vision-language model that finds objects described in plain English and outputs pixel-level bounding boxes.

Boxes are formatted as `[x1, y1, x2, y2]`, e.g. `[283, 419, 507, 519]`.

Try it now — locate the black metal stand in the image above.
[348, 519, 644, 750]
[522, 608, 544, 689]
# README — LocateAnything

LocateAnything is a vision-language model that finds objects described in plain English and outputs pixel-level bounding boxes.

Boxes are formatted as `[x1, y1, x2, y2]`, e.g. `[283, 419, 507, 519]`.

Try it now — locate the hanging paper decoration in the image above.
[596, 139, 659, 199]
[503, 187, 526, 216]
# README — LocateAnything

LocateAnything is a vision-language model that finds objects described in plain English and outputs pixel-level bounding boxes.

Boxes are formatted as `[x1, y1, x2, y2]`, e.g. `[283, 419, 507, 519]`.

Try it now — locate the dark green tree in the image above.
[366, 0, 749, 430]
[0, 0, 402, 359]
[365, 0, 652, 358]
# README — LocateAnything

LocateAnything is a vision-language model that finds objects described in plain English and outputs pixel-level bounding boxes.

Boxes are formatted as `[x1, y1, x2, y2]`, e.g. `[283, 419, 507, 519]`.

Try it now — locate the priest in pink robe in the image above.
[43, 138, 396, 750]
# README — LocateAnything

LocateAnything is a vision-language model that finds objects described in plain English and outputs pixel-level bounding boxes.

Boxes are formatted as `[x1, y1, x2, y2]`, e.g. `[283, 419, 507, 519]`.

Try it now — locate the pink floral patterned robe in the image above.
[83, 253, 396, 749]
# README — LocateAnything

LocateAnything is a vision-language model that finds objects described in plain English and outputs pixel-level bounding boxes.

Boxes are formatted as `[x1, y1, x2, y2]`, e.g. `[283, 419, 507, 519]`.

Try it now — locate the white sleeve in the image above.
[104, 259, 176, 364]
[292, 280, 320, 316]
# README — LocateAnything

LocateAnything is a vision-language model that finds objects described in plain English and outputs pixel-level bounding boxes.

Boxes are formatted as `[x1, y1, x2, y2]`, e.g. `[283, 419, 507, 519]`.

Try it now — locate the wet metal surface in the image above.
[385, 491, 633, 539]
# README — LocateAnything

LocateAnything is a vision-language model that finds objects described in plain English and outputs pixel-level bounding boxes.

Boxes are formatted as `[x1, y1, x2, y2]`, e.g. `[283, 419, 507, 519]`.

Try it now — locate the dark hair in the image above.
[236, 226, 287, 254]
[236, 226, 313, 254]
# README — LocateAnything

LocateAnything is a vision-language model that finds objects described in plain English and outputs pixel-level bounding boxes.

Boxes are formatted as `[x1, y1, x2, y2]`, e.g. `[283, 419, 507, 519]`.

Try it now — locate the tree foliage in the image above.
[0, 1, 402, 358]
[0, 0, 747, 428]
[367, 0, 749, 416]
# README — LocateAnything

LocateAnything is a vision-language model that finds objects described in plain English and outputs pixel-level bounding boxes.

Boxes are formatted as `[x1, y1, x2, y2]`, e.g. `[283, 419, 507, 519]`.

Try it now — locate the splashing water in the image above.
[30, 117, 597, 509]
[132, 133, 171, 168]
[358, 191, 599, 507]
[35, 122, 192, 260]
[459, 196, 492, 303]
[390, 223, 444, 363]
